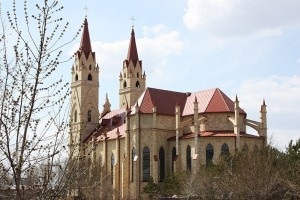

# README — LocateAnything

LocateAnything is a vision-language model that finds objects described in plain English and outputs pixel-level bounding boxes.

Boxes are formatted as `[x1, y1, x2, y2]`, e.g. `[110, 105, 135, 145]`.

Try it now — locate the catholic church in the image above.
[69, 17, 267, 199]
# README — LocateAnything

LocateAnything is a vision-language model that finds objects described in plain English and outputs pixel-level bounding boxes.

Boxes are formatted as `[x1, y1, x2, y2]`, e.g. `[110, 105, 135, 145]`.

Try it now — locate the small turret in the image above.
[101, 93, 111, 118]
[234, 95, 240, 150]
[260, 99, 267, 144]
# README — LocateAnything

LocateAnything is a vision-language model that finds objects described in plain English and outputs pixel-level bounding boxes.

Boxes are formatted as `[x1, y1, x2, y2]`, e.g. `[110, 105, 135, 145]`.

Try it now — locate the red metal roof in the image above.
[138, 87, 187, 115]
[136, 87, 245, 116]
[83, 108, 127, 142]
[83, 88, 248, 143]
[182, 88, 215, 115]
[205, 88, 233, 112]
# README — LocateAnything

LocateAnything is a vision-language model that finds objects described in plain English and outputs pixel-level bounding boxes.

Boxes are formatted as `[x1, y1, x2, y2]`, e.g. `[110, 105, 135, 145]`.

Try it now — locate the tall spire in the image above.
[79, 17, 92, 57]
[126, 28, 139, 64]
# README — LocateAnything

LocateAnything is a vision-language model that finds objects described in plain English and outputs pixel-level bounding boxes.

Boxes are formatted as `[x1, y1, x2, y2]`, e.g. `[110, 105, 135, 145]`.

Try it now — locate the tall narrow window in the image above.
[221, 143, 230, 156]
[123, 81, 127, 88]
[136, 81, 140, 87]
[142, 146, 150, 182]
[172, 147, 176, 173]
[87, 110, 92, 122]
[88, 74, 92, 81]
[74, 110, 77, 122]
[159, 147, 165, 181]
[206, 143, 214, 165]
[89, 64, 92, 70]
[186, 145, 191, 171]
[132, 147, 136, 182]
[75, 73, 78, 81]
[137, 72, 139, 77]
[111, 154, 115, 185]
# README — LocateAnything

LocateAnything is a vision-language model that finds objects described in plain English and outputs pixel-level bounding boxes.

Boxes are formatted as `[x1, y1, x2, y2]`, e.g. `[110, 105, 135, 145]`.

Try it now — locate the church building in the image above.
[69, 18, 267, 199]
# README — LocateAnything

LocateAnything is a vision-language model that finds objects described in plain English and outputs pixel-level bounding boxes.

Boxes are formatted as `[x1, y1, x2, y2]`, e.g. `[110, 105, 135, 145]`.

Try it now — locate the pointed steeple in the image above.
[79, 17, 92, 58]
[126, 28, 139, 64]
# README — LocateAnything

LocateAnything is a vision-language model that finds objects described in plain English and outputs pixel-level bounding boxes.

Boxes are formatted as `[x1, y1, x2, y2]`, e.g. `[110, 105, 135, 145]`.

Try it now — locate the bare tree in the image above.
[0, 0, 81, 199]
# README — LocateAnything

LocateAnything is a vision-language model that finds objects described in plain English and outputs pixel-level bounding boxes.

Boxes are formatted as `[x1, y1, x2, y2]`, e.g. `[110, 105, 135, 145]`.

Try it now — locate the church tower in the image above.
[70, 17, 99, 155]
[119, 27, 146, 108]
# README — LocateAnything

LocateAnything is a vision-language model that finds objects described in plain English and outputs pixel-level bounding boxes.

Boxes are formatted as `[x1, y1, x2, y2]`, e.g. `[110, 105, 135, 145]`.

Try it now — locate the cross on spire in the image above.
[130, 16, 136, 27]
[83, 5, 89, 16]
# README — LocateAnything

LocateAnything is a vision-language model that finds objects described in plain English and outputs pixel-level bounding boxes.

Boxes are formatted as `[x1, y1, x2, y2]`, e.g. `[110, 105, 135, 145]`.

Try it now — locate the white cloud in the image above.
[236, 75, 300, 114]
[183, 0, 300, 37]
[233, 75, 300, 149]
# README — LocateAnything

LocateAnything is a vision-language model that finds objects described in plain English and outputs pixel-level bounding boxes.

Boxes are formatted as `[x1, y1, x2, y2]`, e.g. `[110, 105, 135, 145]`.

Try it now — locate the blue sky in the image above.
[3, 0, 300, 150]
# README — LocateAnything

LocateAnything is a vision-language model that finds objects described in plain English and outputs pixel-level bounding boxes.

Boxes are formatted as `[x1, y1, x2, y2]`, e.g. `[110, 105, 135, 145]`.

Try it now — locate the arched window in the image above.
[88, 74, 92, 81]
[142, 146, 150, 182]
[123, 81, 127, 88]
[172, 147, 176, 173]
[74, 110, 77, 122]
[137, 72, 139, 78]
[206, 143, 214, 165]
[89, 64, 92, 70]
[136, 81, 140, 88]
[111, 154, 115, 184]
[186, 145, 191, 171]
[87, 110, 92, 122]
[221, 143, 230, 156]
[132, 147, 136, 182]
[75, 74, 78, 81]
[159, 147, 165, 181]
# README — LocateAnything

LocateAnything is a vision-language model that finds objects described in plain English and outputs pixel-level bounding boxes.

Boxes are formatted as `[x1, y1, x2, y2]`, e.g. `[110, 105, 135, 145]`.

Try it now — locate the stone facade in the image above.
[68, 18, 267, 199]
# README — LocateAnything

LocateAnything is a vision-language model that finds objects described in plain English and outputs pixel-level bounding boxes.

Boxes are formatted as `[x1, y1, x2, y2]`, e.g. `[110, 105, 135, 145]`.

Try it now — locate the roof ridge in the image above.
[217, 88, 231, 111]
[204, 88, 217, 112]
[146, 87, 188, 95]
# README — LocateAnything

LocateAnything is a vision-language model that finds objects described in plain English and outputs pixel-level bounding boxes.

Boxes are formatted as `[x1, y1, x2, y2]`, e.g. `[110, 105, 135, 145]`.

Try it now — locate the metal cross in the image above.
[83, 5, 89, 16]
[130, 16, 136, 27]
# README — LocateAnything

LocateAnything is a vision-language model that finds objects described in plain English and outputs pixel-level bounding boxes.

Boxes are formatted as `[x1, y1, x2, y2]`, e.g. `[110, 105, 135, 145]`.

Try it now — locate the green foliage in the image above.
[143, 142, 300, 199]
[159, 174, 182, 197]
[143, 176, 159, 199]
[143, 174, 183, 199]
[287, 138, 300, 159]
[283, 139, 300, 187]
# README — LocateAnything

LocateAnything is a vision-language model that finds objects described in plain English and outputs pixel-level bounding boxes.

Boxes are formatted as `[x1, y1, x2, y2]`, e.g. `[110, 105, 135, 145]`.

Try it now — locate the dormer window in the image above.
[88, 74, 92, 81]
